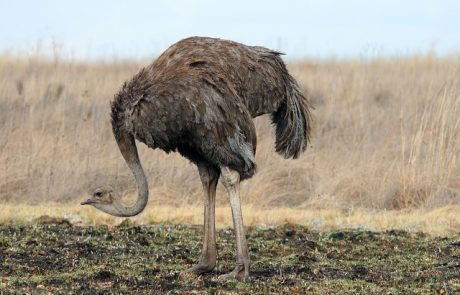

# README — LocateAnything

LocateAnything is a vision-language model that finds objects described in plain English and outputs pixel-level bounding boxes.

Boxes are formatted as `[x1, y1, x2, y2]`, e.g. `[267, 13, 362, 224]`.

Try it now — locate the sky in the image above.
[0, 0, 458, 60]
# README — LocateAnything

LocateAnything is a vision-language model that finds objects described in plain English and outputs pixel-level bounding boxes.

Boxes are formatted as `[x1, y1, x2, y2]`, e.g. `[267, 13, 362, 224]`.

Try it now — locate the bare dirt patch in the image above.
[0, 220, 459, 293]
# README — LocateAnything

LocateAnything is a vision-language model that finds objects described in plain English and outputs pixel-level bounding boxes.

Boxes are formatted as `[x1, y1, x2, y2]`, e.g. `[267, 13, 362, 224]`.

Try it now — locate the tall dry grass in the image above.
[0, 53, 459, 213]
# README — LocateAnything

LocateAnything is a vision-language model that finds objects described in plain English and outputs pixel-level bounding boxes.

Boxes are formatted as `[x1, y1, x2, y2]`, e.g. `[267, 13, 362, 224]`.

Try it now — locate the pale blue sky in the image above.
[0, 0, 458, 60]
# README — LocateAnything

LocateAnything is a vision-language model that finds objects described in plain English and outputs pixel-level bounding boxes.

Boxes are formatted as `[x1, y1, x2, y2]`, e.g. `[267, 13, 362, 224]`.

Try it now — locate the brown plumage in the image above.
[83, 36, 312, 279]
[112, 36, 312, 178]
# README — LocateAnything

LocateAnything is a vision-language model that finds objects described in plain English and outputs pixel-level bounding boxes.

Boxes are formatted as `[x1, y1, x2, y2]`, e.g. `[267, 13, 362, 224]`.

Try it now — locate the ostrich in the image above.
[81, 36, 312, 280]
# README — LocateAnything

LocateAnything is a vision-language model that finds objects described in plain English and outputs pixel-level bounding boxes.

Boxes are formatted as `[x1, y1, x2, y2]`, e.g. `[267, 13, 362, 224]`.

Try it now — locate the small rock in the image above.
[117, 218, 134, 228]
[94, 270, 114, 280]
[326, 231, 345, 240]
[34, 215, 72, 226]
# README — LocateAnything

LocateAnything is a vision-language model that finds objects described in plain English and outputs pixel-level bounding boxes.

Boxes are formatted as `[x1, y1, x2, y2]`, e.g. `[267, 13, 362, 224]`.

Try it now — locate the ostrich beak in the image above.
[81, 198, 95, 205]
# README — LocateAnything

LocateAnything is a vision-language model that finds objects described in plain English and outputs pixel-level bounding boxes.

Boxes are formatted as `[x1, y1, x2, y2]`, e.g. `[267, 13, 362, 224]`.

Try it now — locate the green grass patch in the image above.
[0, 221, 458, 293]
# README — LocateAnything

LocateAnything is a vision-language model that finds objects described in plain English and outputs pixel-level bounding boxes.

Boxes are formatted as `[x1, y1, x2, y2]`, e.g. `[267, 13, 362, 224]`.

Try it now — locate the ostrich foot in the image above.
[218, 260, 249, 281]
[181, 261, 216, 275]
[180, 254, 216, 276]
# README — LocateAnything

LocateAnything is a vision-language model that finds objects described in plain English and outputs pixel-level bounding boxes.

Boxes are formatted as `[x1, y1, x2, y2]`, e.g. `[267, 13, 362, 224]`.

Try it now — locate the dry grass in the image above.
[0, 53, 459, 231]
[0, 204, 459, 236]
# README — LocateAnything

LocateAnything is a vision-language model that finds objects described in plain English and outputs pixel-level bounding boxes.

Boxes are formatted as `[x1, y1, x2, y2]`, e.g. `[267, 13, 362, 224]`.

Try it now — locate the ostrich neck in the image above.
[107, 130, 149, 217]
[112, 160, 149, 217]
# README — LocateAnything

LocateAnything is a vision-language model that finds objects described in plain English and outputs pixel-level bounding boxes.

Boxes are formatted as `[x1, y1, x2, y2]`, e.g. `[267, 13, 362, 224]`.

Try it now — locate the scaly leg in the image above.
[219, 166, 250, 280]
[182, 164, 219, 274]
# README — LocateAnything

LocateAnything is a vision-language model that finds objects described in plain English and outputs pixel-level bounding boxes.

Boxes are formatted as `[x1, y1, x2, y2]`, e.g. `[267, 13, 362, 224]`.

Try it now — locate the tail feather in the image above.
[272, 76, 312, 159]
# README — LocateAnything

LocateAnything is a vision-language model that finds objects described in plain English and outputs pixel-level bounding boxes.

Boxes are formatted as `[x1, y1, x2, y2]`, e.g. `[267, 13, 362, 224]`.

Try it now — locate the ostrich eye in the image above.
[95, 191, 102, 197]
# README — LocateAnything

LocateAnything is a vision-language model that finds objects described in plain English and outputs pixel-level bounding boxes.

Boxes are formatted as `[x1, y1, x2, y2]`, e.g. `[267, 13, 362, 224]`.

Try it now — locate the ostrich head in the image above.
[81, 183, 148, 217]
[81, 186, 120, 215]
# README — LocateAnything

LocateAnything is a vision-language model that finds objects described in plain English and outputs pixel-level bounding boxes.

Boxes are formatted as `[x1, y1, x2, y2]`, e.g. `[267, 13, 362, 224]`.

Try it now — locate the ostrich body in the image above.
[82, 37, 312, 279]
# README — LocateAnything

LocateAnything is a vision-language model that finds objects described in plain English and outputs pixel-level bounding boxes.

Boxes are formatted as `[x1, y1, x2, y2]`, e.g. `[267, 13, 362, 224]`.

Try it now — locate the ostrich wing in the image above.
[128, 77, 256, 177]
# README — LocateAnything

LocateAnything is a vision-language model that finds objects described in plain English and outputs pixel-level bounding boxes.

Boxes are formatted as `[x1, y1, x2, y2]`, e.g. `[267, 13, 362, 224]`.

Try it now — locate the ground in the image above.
[0, 217, 459, 294]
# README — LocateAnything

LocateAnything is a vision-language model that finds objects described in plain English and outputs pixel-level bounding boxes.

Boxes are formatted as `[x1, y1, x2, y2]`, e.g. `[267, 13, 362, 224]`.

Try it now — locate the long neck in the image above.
[110, 130, 149, 217]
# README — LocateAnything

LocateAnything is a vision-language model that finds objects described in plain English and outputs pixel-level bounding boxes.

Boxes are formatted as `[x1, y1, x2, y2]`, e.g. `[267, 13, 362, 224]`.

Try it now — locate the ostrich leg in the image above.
[219, 166, 250, 280]
[183, 164, 219, 274]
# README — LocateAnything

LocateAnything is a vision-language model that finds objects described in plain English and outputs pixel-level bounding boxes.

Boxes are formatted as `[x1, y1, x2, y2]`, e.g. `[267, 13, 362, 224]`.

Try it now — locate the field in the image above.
[0, 218, 459, 293]
[0, 53, 460, 293]
[0, 53, 459, 212]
